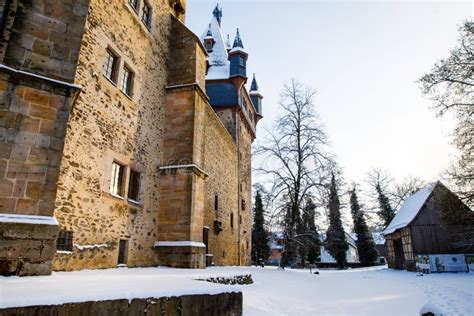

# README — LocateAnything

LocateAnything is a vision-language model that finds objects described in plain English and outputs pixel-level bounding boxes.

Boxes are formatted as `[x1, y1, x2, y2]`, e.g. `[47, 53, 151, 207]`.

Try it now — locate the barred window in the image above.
[110, 161, 125, 197]
[128, 170, 140, 202]
[141, 2, 151, 28]
[103, 49, 118, 82]
[120, 65, 133, 96]
[57, 230, 73, 251]
[128, 0, 139, 10]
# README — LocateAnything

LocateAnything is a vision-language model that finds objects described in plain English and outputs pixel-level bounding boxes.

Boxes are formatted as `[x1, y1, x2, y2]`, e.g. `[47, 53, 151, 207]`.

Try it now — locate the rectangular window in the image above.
[214, 194, 219, 211]
[118, 239, 128, 265]
[230, 213, 234, 229]
[141, 2, 151, 27]
[102, 49, 118, 82]
[110, 162, 125, 197]
[128, 170, 140, 202]
[120, 65, 133, 96]
[57, 230, 73, 251]
[128, 0, 139, 10]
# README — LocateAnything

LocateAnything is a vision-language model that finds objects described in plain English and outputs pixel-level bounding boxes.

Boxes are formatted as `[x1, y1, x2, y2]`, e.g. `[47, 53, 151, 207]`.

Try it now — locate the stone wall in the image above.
[0, 65, 78, 275]
[53, 0, 178, 271]
[1, 0, 89, 82]
[202, 101, 239, 266]
[0, 292, 243, 316]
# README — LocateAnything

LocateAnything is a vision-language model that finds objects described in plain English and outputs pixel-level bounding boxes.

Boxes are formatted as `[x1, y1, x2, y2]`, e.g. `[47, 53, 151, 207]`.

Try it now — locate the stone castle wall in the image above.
[53, 0, 177, 271]
[201, 99, 239, 265]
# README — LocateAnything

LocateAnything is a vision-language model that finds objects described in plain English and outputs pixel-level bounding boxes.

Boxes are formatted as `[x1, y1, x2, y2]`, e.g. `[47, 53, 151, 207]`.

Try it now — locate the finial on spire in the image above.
[206, 24, 212, 37]
[250, 74, 259, 92]
[232, 28, 244, 49]
[226, 34, 231, 50]
[213, 4, 223, 26]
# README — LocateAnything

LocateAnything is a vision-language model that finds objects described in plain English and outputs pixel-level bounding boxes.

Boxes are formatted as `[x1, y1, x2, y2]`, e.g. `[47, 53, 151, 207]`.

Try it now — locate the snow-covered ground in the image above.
[1, 265, 473, 315]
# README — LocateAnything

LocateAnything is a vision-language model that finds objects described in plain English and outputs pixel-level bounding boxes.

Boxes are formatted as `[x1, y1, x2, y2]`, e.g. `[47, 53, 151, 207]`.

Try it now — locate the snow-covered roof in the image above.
[200, 13, 229, 80]
[383, 182, 437, 235]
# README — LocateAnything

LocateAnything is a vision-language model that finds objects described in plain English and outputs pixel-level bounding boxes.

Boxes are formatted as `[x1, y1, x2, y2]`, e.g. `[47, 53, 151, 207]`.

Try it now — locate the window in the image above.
[128, 169, 140, 202]
[230, 213, 234, 229]
[102, 49, 118, 82]
[128, 0, 139, 10]
[57, 230, 73, 251]
[239, 57, 246, 67]
[141, 2, 151, 28]
[214, 194, 219, 211]
[110, 162, 125, 197]
[118, 239, 128, 265]
[120, 65, 133, 96]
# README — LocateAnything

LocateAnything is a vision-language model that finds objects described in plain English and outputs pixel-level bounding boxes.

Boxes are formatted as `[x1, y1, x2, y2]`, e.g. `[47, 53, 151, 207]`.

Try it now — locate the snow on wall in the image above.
[0, 213, 58, 226]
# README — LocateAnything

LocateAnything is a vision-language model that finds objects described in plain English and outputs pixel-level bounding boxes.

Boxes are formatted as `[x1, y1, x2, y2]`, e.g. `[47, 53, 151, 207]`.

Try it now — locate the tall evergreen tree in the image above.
[376, 184, 395, 228]
[252, 191, 269, 264]
[350, 187, 378, 266]
[302, 198, 320, 264]
[325, 174, 348, 269]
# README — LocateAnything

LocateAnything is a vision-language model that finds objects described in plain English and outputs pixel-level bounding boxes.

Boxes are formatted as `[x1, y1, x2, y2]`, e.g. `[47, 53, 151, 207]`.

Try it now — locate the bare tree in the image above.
[256, 79, 332, 266]
[392, 176, 426, 209]
[418, 20, 473, 207]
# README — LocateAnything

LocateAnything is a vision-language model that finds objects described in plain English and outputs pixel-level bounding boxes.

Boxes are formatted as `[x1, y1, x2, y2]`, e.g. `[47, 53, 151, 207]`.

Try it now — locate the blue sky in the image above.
[185, 0, 472, 184]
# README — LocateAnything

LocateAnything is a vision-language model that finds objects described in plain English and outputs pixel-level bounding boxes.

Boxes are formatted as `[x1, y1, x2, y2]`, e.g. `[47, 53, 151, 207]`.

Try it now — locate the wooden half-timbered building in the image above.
[384, 181, 474, 271]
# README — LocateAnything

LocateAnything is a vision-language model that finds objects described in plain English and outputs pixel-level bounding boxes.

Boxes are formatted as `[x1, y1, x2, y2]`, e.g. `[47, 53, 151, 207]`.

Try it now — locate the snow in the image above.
[384, 182, 437, 234]
[0, 213, 58, 226]
[2, 266, 472, 315]
[74, 243, 108, 250]
[0, 64, 81, 89]
[154, 241, 206, 248]
[200, 15, 230, 80]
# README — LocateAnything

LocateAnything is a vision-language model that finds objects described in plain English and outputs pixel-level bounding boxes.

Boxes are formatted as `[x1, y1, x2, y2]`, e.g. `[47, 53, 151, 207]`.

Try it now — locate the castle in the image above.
[0, 0, 262, 276]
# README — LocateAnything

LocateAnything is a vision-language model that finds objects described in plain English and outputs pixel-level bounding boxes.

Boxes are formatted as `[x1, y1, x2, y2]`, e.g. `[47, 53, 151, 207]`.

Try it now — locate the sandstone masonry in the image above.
[0, 0, 261, 275]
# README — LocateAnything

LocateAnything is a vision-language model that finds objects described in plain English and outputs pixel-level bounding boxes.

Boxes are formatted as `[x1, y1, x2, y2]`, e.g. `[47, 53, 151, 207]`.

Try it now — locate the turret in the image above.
[203, 24, 215, 52]
[249, 74, 263, 116]
[228, 28, 248, 79]
[225, 34, 231, 53]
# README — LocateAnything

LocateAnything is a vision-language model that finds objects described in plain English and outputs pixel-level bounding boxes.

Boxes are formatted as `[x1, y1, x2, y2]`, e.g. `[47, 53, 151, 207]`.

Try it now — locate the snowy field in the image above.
[1, 265, 473, 315]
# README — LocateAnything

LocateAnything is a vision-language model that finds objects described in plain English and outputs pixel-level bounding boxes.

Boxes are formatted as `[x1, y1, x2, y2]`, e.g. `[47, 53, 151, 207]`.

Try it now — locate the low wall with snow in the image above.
[0, 292, 242, 316]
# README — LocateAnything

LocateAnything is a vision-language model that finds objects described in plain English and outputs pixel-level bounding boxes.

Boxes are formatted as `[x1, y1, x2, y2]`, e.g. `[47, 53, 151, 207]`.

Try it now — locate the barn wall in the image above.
[411, 184, 474, 255]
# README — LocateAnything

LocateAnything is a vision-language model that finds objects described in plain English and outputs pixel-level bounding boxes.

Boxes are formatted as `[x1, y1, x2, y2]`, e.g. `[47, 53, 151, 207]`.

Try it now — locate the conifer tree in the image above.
[251, 191, 269, 265]
[325, 174, 348, 269]
[350, 187, 378, 266]
[376, 184, 395, 228]
[302, 198, 320, 264]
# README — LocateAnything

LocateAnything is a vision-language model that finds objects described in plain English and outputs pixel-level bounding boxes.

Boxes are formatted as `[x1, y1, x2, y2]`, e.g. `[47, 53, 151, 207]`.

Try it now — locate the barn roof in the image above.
[383, 182, 438, 235]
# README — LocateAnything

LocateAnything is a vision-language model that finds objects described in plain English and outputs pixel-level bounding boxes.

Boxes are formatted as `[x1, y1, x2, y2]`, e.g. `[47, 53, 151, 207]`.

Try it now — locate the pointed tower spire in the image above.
[205, 24, 213, 37]
[232, 28, 244, 49]
[213, 4, 223, 26]
[250, 74, 259, 92]
[250, 74, 263, 116]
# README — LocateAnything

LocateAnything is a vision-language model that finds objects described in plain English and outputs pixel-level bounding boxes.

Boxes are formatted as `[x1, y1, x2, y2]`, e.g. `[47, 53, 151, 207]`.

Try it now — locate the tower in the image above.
[249, 74, 263, 118]
[229, 28, 248, 81]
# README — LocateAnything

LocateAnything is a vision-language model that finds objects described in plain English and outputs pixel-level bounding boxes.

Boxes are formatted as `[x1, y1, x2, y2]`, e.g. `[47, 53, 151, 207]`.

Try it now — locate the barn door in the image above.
[393, 238, 405, 269]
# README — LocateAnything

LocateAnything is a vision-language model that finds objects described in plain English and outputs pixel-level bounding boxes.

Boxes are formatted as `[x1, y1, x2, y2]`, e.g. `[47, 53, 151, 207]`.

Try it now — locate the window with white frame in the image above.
[128, 0, 139, 11]
[103, 49, 118, 83]
[120, 65, 133, 96]
[141, 1, 151, 28]
[110, 162, 125, 197]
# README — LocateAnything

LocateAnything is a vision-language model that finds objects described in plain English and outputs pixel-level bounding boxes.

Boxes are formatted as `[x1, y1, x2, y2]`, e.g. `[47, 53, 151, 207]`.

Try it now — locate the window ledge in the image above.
[56, 250, 73, 255]
[127, 198, 143, 206]
[119, 88, 133, 101]
[103, 74, 117, 87]
[103, 191, 125, 201]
